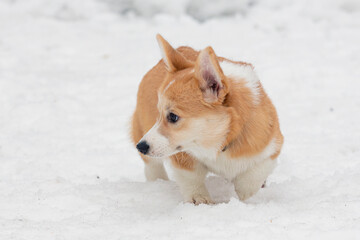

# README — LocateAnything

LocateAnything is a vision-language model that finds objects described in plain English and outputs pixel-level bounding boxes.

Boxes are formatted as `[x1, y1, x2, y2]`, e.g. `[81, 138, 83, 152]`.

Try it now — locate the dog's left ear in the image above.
[195, 47, 227, 104]
[156, 34, 193, 72]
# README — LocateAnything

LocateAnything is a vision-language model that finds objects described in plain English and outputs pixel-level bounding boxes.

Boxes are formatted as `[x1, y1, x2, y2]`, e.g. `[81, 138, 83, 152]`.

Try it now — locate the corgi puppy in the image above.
[131, 34, 283, 204]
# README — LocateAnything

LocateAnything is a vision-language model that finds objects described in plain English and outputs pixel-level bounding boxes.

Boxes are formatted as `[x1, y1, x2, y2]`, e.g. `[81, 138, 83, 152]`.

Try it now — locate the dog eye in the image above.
[167, 112, 179, 123]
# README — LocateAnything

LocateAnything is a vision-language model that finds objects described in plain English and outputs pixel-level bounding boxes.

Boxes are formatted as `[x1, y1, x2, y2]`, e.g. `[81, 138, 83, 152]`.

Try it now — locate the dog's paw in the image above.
[235, 183, 261, 201]
[235, 181, 265, 201]
[236, 190, 257, 201]
[187, 194, 214, 205]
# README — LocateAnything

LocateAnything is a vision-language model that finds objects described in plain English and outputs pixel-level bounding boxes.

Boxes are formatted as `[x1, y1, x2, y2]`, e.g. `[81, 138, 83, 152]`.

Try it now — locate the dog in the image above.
[131, 34, 283, 204]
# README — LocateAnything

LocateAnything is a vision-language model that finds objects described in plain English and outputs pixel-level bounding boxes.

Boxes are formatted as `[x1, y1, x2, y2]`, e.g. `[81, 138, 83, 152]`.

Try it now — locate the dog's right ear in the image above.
[156, 34, 193, 72]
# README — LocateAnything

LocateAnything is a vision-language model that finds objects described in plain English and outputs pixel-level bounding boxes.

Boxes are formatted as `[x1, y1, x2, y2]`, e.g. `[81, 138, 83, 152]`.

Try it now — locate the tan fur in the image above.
[171, 152, 195, 170]
[131, 35, 283, 174]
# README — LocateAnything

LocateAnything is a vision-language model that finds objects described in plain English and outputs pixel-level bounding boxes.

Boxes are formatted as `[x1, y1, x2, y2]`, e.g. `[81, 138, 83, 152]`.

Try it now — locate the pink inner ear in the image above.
[200, 53, 221, 95]
[202, 69, 220, 94]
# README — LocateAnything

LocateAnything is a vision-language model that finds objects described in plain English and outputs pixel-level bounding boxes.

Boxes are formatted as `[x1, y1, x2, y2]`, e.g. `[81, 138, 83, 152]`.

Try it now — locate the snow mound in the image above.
[105, 0, 255, 21]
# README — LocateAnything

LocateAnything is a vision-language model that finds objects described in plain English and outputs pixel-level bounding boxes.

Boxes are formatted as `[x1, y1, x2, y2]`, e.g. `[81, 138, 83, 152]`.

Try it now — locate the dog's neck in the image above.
[219, 77, 257, 157]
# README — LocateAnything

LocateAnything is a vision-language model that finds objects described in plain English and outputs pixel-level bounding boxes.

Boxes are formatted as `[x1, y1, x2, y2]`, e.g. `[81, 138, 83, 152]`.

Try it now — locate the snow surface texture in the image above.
[1, 0, 360, 239]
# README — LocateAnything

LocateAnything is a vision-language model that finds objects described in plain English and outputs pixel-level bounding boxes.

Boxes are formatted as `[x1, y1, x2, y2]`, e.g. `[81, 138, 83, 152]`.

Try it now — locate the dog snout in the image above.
[136, 141, 150, 155]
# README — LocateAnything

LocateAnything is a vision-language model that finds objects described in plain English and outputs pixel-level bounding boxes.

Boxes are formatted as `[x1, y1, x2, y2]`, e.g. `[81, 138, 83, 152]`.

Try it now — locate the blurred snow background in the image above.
[0, 0, 360, 239]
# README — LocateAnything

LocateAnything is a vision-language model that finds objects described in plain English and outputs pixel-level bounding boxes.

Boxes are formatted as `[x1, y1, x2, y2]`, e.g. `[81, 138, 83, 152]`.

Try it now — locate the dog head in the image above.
[137, 35, 232, 159]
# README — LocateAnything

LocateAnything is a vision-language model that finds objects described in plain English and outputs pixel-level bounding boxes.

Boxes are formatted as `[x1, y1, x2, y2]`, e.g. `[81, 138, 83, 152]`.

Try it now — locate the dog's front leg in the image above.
[142, 157, 169, 181]
[171, 160, 213, 205]
[234, 158, 277, 201]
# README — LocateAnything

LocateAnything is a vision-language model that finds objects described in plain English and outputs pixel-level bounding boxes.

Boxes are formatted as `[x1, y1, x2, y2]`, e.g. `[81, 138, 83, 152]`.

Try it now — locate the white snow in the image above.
[1, 0, 360, 239]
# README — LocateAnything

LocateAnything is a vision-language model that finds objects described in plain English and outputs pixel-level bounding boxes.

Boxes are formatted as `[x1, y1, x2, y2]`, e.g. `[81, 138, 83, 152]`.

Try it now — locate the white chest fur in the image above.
[198, 138, 278, 180]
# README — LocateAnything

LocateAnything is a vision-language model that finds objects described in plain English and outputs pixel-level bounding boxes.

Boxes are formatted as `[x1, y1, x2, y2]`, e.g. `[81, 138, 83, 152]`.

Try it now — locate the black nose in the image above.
[136, 141, 150, 155]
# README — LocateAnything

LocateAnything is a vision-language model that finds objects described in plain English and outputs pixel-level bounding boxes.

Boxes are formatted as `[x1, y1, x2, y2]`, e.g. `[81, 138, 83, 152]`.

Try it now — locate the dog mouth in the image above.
[146, 152, 174, 159]
[144, 146, 183, 158]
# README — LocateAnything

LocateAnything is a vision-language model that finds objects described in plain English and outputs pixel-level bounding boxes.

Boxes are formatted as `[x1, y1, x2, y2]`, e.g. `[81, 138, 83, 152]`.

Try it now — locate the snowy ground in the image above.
[1, 0, 360, 239]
